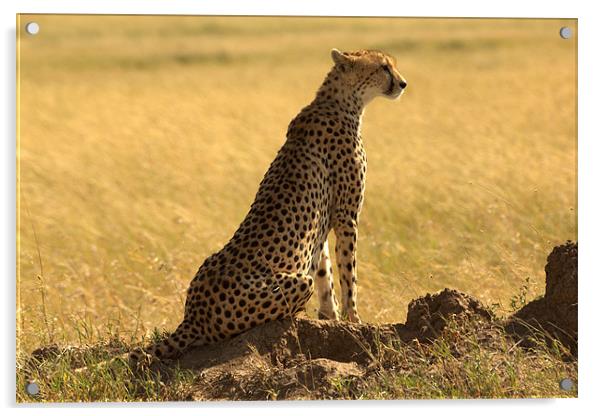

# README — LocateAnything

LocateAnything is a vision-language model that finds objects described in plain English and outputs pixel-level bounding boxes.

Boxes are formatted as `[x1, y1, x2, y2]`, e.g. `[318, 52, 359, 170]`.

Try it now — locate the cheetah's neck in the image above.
[313, 67, 365, 117]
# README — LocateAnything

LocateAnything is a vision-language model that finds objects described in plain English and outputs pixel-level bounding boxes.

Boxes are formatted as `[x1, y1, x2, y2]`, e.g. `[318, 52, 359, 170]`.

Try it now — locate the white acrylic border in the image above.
[2, 1, 599, 415]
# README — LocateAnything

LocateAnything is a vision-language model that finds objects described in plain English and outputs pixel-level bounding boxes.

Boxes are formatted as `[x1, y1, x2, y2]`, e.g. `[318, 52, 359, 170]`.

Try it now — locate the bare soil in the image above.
[179, 288, 496, 400]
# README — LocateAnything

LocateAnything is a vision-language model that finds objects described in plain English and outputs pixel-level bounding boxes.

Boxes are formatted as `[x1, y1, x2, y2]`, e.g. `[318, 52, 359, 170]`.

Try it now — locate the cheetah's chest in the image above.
[330, 135, 367, 218]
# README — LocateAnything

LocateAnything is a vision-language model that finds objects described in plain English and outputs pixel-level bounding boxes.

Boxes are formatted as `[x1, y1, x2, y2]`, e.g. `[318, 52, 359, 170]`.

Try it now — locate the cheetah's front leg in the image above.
[315, 240, 339, 320]
[334, 218, 361, 323]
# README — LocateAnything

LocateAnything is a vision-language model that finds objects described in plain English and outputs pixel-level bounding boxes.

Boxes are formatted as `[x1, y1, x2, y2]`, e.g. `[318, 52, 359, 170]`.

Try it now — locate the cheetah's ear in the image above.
[331, 48, 352, 66]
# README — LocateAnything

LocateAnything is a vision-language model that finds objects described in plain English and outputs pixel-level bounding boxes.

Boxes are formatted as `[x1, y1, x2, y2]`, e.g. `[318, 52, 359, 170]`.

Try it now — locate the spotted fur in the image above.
[131, 49, 407, 364]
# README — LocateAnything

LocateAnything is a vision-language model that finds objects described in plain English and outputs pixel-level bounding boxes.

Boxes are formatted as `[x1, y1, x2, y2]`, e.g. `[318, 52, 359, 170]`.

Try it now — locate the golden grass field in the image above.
[17, 15, 576, 353]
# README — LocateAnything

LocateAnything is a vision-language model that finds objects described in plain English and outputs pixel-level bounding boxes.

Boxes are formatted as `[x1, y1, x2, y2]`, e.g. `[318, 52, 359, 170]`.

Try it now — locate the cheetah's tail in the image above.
[131, 319, 201, 364]
[73, 321, 202, 374]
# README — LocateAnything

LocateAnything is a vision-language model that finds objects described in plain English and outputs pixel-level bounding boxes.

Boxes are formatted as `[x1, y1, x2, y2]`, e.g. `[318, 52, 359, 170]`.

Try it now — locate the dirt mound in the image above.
[405, 288, 493, 338]
[180, 242, 577, 399]
[177, 289, 492, 400]
[506, 241, 578, 355]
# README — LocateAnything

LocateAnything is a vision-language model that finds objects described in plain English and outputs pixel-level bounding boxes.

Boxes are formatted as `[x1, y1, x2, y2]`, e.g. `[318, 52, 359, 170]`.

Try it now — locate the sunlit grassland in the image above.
[17, 16, 576, 352]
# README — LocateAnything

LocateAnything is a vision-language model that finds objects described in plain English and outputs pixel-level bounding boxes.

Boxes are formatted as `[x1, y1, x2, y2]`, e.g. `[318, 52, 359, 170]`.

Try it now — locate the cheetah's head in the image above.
[330, 49, 407, 103]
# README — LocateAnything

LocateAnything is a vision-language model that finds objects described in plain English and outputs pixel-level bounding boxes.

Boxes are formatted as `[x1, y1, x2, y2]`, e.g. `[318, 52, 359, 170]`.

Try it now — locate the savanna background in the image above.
[17, 15, 577, 401]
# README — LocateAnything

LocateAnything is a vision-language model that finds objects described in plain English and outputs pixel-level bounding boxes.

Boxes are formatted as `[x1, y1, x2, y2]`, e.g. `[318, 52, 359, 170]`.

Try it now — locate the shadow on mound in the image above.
[505, 241, 578, 356]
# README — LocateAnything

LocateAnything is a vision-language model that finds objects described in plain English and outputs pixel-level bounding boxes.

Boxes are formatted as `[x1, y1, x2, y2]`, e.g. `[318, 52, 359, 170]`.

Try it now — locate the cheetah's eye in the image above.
[382, 65, 391, 74]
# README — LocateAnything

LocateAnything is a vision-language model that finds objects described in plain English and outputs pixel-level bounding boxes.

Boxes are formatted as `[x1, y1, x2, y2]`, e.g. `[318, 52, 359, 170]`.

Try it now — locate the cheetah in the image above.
[132, 49, 407, 364]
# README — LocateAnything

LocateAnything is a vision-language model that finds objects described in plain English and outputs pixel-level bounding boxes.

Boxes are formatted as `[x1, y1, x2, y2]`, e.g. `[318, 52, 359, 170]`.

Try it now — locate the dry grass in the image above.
[332, 318, 577, 400]
[17, 16, 576, 358]
[16, 332, 199, 402]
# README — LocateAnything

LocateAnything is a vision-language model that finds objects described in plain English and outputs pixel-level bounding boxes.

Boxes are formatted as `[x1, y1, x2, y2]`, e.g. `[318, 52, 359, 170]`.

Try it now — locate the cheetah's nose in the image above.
[399, 80, 407, 89]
